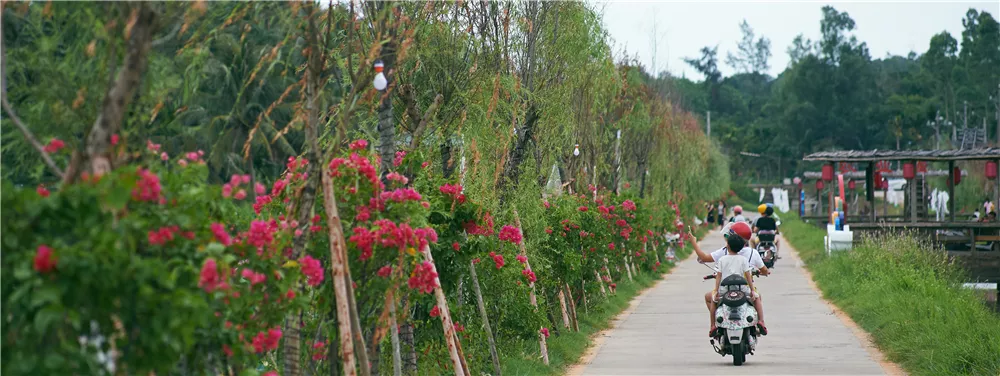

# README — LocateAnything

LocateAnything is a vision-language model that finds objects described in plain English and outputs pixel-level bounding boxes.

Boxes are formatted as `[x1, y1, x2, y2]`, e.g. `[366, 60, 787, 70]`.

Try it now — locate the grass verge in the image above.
[500, 242, 694, 375]
[782, 212, 1000, 376]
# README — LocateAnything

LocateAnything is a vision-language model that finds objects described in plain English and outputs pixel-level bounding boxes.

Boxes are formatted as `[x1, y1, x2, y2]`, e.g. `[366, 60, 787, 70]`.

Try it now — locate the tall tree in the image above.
[725, 20, 771, 75]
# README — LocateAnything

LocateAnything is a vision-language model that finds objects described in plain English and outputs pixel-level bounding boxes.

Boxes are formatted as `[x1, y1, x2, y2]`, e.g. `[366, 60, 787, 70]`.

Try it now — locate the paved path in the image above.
[576, 224, 888, 375]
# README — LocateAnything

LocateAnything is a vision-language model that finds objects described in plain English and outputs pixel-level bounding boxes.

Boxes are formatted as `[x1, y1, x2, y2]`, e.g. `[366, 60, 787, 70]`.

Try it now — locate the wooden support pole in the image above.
[420, 245, 465, 376]
[469, 262, 502, 376]
[949, 160, 956, 223]
[512, 210, 547, 365]
[910, 161, 918, 224]
[320, 170, 359, 376]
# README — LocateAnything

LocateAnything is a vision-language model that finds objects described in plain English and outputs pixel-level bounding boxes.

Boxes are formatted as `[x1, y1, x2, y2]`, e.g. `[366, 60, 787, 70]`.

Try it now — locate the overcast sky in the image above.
[595, 1, 1000, 80]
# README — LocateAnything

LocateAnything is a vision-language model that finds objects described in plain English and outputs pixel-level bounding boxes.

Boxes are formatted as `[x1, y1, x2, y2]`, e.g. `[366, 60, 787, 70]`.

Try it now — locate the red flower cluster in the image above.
[247, 220, 275, 248]
[312, 341, 327, 361]
[488, 252, 505, 269]
[408, 261, 438, 294]
[241, 268, 267, 286]
[199, 258, 227, 292]
[380, 188, 422, 203]
[131, 168, 162, 202]
[516, 254, 527, 264]
[253, 195, 273, 215]
[521, 269, 537, 283]
[299, 255, 324, 287]
[148, 225, 181, 245]
[34, 245, 57, 273]
[386, 171, 409, 185]
[429, 305, 441, 318]
[438, 183, 466, 203]
[452, 242, 461, 252]
[349, 139, 369, 151]
[622, 199, 637, 211]
[377, 265, 392, 278]
[252, 328, 283, 353]
[578, 206, 589, 212]
[36, 185, 50, 197]
[393, 150, 407, 167]
[498, 225, 523, 244]
[43, 138, 66, 153]
[540, 327, 550, 338]
[211, 223, 232, 246]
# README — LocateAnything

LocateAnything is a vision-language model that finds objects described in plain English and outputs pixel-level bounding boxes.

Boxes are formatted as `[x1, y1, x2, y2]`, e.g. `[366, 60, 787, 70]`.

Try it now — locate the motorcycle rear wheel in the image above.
[731, 341, 745, 366]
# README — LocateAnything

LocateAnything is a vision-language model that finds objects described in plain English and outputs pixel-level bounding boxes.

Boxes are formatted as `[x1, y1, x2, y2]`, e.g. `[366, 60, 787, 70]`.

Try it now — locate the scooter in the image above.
[756, 229, 778, 268]
[703, 269, 761, 366]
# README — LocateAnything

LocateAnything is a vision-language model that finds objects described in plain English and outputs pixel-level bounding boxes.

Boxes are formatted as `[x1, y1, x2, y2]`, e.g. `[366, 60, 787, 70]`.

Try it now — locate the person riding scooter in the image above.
[751, 204, 780, 267]
[729, 206, 748, 225]
[688, 222, 769, 337]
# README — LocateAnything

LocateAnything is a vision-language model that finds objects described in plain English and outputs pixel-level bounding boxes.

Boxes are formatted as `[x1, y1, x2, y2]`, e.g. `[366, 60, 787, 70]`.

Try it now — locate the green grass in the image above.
[781, 213, 1000, 376]
[499, 244, 694, 376]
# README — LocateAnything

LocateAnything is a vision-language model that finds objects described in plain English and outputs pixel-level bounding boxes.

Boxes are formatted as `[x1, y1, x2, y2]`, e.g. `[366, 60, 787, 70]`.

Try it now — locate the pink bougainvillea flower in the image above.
[622, 199, 637, 211]
[455, 323, 465, 332]
[198, 258, 224, 292]
[540, 327, 550, 338]
[36, 185, 50, 197]
[578, 206, 588, 212]
[222, 184, 233, 198]
[131, 168, 162, 202]
[241, 174, 251, 184]
[241, 268, 267, 286]
[386, 171, 409, 185]
[234, 189, 247, 200]
[408, 261, 438, 294]
[492, 253, 505, 269]
[380, 188, 422, 203]
[253, 195, 272, 215]
[311, 341, 326, 361]
[349, 139, 369, 151]
[355, 205, 371, 222]
[110, 134, 120, 146]
[377, 265, 392, 278]
[616, 219, 628, 227]
[33, 245, 57, 273]
[286, 289, 296, 300]
[452, 242, 461, 252]
[252, 328, 283, 353]
[393, 150, 406, 167]
[608, 243, 616, 250]
[498, 225, 522, 244]
[42, 138, 66, 153]
[543, 200, 551, 209]
[516, 254, 527, 264]
[247, 220, 275, 247]
[254, 182, 266, 196]
[522, 269, 537, 283]
[263, 371, 278, 376]
[271, 178, 288, 197]
[421, 161, 429, 168]
[439, 183, 462, 197]
[328, 157, 347, 177]
[299, 255, 324, 287]
[545, 227, 553, 234]
[429, 305, 441, 318]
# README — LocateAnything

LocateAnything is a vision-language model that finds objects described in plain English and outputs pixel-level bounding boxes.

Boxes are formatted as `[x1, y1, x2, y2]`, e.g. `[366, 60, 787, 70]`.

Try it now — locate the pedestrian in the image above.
[716, 201, 725, 228]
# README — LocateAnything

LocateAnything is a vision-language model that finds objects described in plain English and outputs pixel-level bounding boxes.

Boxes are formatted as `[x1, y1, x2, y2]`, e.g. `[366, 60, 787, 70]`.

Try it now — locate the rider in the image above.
[750, 204, 780, 252]
[688, 222, 769, 337]
[729, 205, 748, 224]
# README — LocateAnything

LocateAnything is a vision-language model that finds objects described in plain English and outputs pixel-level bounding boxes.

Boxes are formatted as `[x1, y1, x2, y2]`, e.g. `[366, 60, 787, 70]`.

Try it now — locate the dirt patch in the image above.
[564, 251, 691, 376]
[783, 235, 907, 376]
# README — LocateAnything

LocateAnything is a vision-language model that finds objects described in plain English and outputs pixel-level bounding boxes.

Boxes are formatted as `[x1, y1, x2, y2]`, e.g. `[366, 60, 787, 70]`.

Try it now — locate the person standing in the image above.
[716, 201, 725, 228]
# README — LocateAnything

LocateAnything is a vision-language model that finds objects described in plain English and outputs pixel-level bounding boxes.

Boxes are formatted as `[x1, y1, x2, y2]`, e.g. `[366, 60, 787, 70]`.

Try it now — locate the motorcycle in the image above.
[755, 229, 778, 268]
[703, 269, 762, 366]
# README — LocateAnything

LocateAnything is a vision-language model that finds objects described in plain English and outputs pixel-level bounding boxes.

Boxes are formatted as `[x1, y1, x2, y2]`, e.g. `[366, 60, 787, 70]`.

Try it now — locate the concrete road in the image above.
[575, 226, 889, 375]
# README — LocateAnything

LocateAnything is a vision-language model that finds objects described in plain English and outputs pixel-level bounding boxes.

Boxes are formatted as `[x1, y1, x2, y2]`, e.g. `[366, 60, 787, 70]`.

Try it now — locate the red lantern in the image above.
[848, 180, 856, 190]
[953, 167, 962, 186]
[987, 161, 998, 180]
[816, 180, 825, 190]
[873, 171, 883, 189]
[822, 164, 834, 182]
[917, 161, 928, 174]
[903, 162, 915, 180]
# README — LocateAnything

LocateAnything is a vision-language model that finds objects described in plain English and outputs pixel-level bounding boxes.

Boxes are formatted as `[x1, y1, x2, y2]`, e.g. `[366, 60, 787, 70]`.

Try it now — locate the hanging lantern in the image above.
[573, 144, 580, 157]
[986, 161, 998, 180]
[821, 164, 834, 182]
[873, 171, 883, 189]
[373, 60, 387, 91]
[917, 161, 928, 174]
[816, 180, 824, 190]
[848, 180, 856, 190]
[793, 177, 802, 185]
[903, 162, 915, 180]
[954, 167, 962, 186]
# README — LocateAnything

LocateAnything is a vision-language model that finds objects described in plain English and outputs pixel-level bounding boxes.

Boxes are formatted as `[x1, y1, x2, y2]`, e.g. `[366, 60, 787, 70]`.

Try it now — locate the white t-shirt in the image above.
[732, 214, 747, 223]
[718, 254, 750, 280]
[709, 246, 765, 271]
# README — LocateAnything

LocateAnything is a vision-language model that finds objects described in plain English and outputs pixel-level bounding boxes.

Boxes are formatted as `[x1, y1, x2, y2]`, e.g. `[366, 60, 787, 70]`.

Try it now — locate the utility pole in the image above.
[707, 111, 711, 138]
[964, 100, 968, 129]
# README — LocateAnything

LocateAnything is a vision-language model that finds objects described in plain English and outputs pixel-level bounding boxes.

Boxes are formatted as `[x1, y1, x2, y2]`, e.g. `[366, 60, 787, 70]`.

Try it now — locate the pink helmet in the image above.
[733, 205, 743, 214]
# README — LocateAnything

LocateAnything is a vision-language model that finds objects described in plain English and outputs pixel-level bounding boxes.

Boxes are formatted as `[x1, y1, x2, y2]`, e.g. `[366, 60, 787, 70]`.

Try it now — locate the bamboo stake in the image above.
[564, 283, 579, 332]
[387, 292, 402, 376]
[470, 261, 502, 376]
[581, 280, 588, 313]
[420, 245, 465, 376]
[321, 169, 358, 376]
[595, 271, 606, 296]
[558, 289, 571, 329]
[624, 255, 633, 281]
[512, 209, 547, 364]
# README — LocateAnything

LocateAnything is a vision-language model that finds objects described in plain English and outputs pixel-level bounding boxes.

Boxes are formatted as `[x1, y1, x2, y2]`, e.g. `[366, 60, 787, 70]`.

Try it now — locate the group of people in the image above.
[973, 198, 998, 222]
[688, 202, 782, 338]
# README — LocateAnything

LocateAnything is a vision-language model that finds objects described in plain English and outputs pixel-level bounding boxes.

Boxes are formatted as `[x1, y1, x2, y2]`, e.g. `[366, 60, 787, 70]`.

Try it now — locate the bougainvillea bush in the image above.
[2, 138, 700, 376]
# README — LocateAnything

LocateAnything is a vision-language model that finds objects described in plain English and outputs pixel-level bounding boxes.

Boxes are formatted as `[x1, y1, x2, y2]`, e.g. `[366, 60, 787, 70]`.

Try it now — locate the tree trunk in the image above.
[75, 4, 156, 181]
[400, 322, 417, 373]
[497, 105, 539, 201]
[558, 289, 571, 329]
[344, 271, 372, 376]
[470, 262, 502, 376]
[376, 7, 398, 179]
[565, 283, 579, 332]
[595, 271, 606, 296]
[441, 138, 455, 178]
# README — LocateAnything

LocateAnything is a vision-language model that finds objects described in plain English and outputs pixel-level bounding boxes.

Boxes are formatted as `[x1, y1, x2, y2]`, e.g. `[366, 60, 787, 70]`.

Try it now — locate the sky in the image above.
[595, 1, 1000, 80]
